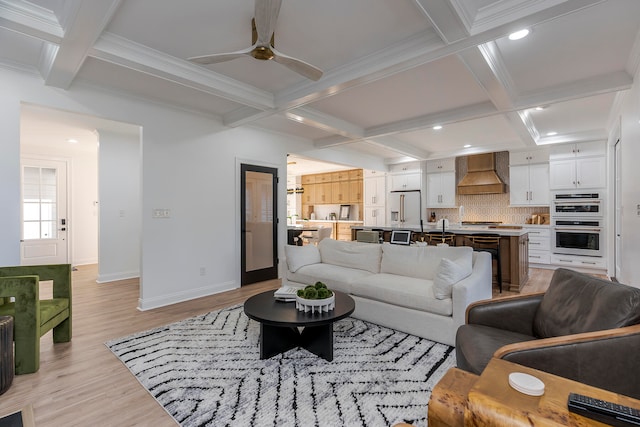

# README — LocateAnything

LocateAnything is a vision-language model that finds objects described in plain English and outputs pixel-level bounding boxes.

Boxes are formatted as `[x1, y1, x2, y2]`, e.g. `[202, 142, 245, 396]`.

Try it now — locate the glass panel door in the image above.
[241, 164, 278, 285]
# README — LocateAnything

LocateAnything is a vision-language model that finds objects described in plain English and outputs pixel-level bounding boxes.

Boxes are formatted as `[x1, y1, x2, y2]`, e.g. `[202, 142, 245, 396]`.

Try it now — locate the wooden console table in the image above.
[429, 358, 640, 427]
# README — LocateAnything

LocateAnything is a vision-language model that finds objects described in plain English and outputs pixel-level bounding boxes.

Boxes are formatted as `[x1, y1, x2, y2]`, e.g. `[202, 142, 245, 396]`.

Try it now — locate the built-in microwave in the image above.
[552, 192, 603, 218]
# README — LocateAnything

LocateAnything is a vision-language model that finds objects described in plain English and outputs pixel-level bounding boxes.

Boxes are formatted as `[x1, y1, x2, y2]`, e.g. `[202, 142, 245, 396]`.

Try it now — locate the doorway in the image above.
[20, 158, 69, 265]
[241, 163, 278, 285]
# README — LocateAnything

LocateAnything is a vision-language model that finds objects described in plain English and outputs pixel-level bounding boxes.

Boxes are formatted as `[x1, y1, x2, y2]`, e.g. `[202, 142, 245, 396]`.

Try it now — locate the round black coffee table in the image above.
[244, 290, 355, 361]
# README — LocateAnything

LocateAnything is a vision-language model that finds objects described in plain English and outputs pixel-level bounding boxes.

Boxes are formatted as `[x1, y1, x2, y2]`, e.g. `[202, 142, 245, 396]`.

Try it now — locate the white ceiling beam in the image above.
[286, 107, 364, 139]
[365, 101, 498, 139]
[43, 0, 122, 89]
[537, 129, 608, 145]
[514, 71, 633, 109]
[366, 136, 431, 160]
[0, 0, 62, 43]
[90, 32, 275, 111]
[413, 0, 469, 44]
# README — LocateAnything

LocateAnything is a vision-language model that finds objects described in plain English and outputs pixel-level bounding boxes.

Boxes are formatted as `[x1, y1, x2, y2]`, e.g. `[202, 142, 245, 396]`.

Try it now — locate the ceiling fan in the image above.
[188, 0, 323, 81]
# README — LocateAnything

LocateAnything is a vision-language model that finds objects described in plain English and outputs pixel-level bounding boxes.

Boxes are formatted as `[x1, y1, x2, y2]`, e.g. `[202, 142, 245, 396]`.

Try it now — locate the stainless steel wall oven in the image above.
[552, 218, 603, 257]
[551, 191, 604, 257]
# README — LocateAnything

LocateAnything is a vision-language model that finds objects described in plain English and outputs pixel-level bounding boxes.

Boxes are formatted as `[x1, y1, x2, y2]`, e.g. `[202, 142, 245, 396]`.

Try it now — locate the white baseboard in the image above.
[72, 257, 98, 266]
[137, 280, 238, 311]
[97, 270, 140, 283]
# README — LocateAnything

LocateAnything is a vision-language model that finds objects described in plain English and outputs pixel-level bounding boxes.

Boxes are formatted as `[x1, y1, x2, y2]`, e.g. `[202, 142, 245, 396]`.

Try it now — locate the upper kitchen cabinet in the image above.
[510, 163, 550, 206]
[426, 158, 456, 208]
[549, 142, 606, 190]
[549, 141, 605, 160]
[509, 149, 550, 206]
[389, 161, 423, 191]
[509, 148, 550, 166]
[426, 158, 455, 173]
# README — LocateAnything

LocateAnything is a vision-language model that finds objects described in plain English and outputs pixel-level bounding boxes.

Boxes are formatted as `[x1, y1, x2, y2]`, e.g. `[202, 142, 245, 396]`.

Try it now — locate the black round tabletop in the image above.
[244, 289, 355, 328]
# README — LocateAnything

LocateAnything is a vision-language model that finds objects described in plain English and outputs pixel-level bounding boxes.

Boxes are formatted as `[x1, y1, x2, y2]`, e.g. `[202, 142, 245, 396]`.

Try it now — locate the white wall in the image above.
[617, 65, 640, 286]
[98, 129, 141, 282]
[0, 66, 340, 309]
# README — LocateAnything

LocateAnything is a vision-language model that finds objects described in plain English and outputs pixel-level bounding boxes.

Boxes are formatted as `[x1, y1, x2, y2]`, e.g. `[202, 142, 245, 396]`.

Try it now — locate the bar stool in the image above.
[425, 231, 456, 246]
[465, 234, 502, 292]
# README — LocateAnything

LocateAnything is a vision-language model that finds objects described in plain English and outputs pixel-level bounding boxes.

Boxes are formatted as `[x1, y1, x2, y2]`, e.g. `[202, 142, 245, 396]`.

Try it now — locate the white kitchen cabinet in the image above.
[549, 156, 606, 190]
[510, 163, 549, 206]
[509, 148, 550, 166]
[524, 226, 550, 265]
[549, 141, 605, 160]
[426, 171, 456, 207]
[364, 206, 386, 226]
[364, 172, 386, 227]
[364, 175, 386, 205]
[426, 158, 455, 173]
[388, 161, 421, 174]
[389, 172, 422, 191]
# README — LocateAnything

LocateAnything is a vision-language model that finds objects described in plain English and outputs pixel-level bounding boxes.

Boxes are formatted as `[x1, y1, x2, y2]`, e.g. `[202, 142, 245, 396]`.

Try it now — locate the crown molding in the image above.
[0, 0, 62, 43]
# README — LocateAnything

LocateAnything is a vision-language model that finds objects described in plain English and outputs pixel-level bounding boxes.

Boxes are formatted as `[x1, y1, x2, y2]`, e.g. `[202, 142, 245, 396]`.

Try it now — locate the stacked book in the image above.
[273, 286, 302, 302]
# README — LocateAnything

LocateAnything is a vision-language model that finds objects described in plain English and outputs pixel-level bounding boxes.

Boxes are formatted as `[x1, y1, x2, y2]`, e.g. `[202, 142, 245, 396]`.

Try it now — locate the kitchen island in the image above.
[351, 225, 529, 291]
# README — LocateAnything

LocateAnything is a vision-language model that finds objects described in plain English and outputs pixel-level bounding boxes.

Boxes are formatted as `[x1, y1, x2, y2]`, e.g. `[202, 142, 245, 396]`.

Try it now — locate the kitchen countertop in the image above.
[295, 220, 364, 224]
[351, 224, 529, 237]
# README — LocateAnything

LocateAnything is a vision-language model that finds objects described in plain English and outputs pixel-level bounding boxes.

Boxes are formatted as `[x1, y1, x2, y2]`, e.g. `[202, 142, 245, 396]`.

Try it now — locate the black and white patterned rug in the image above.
[106, 305, 455, 427]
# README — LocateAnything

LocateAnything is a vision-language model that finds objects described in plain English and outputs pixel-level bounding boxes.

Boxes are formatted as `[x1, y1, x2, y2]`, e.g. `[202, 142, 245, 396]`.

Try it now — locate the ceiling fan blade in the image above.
[254, 0, 282, 45]
[188, 46, 254, 65]
[272, 48, 323, 81]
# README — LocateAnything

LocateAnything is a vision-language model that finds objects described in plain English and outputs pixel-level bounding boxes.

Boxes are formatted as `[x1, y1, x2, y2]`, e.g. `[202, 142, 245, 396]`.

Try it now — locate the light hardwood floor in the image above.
[0, 264, 555, 426]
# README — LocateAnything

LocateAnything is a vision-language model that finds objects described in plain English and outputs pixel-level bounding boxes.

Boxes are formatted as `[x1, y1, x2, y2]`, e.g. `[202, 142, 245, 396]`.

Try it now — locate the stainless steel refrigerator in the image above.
[388, 189, 422, 228]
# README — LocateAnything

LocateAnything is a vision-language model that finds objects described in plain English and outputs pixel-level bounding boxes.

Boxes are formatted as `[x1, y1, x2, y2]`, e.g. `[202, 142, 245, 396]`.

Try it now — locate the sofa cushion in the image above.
[350, 273, 453, 316]
[287, 263, 373, 294]
[381, 244, 473, 281]
[318, 239, 382, 274]
[432, 257, 473, 300]
[284, 244, 321, 272]
[533, 268, 640, 338]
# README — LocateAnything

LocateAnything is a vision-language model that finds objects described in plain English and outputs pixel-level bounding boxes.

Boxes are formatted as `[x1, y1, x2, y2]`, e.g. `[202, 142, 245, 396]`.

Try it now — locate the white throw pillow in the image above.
[285, 244, 321, 273]
[433, 257, 473, 299]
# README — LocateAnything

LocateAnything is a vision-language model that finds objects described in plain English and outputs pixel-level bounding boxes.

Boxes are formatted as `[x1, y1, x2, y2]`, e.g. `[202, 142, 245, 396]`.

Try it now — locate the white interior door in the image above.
[20, 158, 69, 265]
[614, 139, 622, 279]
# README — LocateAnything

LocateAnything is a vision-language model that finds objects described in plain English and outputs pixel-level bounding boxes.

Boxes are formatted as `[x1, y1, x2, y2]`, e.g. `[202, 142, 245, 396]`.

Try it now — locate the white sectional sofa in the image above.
[284, 238, 492, 346]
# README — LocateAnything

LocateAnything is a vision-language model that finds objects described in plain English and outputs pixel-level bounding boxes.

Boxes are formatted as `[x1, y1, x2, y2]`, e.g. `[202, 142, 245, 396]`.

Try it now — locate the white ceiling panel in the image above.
[251, 114, 335, 141]
[308, 55, 490, 129]
[0, 27, 44, 67]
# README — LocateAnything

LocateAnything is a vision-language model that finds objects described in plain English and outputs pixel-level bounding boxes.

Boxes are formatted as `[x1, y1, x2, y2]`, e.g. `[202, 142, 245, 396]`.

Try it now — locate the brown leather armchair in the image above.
[455, 268, 640, 399]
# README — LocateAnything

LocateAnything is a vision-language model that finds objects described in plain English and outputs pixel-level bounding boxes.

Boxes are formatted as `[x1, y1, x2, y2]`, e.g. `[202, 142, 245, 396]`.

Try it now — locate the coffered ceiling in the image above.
[2, 0, 639, 165]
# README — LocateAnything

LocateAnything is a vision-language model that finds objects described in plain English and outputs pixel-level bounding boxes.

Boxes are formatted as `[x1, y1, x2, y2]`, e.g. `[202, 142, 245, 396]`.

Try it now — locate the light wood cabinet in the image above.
[315, 182, 332, 203]
[331, 181, 350, 203]
[301, 174, 316, 185]
[349, 169, 363, 180]
[349, 180, 362, 203]
[336, 222, 359, 241]
[302, 183, 316, 204]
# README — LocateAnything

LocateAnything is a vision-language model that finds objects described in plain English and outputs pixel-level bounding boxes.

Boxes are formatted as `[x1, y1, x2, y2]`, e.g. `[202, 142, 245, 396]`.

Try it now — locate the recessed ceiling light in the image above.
[508, 29, 529, 41]
[535, 106, 545, 111]
[546, 131, 558, 136]
[433, 125, 443, 130]
[463, 144, 472, 148]
[67, 138, 78, 144]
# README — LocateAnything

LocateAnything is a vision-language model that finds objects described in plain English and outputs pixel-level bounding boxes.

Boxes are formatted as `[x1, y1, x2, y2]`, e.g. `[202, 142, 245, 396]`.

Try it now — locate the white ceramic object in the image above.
[296, 293, 335, 313]
[508, 372, 545, 396]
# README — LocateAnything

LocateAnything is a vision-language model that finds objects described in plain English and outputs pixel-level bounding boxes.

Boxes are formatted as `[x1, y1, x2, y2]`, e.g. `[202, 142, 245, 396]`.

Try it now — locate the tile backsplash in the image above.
[427, 151, 550, 225]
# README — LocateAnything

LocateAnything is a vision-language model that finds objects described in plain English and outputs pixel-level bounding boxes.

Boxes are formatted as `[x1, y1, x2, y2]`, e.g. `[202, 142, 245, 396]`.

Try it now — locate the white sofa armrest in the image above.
[451, 251, 493, 331]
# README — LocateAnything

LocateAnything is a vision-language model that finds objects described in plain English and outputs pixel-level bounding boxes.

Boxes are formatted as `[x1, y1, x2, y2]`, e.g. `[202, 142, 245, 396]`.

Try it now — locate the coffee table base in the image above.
[260, 323, 334, 361]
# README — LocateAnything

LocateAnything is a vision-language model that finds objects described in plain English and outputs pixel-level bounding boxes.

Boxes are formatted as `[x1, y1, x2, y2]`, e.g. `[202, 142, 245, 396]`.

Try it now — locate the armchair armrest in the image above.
[466, 292, 544, 336]
[495, 324, 640, 399]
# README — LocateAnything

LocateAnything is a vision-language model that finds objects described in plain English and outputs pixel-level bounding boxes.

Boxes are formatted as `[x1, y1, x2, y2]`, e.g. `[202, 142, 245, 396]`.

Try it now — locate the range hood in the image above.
[457, 153, 506, 195]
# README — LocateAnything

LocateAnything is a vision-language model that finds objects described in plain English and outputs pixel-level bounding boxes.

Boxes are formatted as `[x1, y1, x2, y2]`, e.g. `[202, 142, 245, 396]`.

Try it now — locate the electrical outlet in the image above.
[199, 267, 206, 276]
